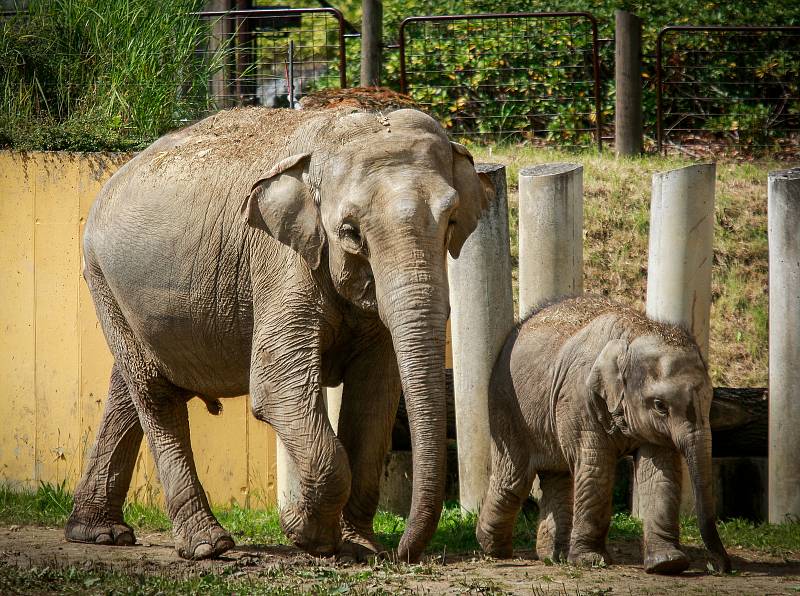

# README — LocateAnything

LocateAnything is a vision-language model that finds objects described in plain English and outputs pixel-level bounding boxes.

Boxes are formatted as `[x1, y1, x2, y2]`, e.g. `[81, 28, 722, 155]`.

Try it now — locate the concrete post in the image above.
[645, 163, 715, 359]
[638, 163, 715, 516]
[518, 163, 584, 316]
[276, 438, 300, 510]
[448, 163, 514, 513]
[768, 167, 800, 523]
[360, 0, 382, 86]
[324, 384, 343, 435]
[614, 10, 643, 156]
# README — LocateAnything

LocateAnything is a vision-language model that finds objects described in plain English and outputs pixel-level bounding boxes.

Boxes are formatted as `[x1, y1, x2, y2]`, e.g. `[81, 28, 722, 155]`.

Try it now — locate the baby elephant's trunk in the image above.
[680, 428, 732, 573]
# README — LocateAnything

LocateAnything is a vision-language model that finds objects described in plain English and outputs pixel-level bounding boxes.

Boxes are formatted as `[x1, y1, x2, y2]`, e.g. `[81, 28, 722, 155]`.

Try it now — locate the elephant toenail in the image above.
[95, 533, 113, 545]
[192, 543, 214, 559]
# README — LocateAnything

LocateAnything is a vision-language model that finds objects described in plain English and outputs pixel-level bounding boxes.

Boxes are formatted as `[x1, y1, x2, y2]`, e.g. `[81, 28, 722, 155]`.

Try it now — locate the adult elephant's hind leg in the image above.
[66, 363, 142, 546]
[336, 337, 401, 561]
[131, 378, 234, 559]
[82, 266, 232, 560]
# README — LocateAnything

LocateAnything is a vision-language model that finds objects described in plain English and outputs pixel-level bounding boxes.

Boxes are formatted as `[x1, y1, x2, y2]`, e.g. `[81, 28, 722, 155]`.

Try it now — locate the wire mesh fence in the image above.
[656, 26, 800, 157]
[197, 7, 347, 109]
[398, 12, 602, 148]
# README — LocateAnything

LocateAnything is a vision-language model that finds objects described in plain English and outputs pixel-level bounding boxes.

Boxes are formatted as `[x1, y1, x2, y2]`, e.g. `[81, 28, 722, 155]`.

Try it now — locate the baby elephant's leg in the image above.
[636, 445, 690, 575]
[568, 439, 616, 567]
[536, 472, 573, 562]
[476, 446, 535, 558]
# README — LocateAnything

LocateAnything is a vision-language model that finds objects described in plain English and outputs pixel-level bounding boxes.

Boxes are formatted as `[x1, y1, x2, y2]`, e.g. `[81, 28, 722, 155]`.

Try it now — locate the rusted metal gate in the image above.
[198, 7, 347, 108]
[398, 12, 602, 149]
[656, 26, 800, 155]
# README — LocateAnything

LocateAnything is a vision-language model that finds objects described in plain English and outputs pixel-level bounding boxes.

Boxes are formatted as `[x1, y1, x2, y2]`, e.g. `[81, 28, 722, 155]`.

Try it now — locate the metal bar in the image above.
[588, 13, 603, 151]
[398, 11, 601, 146]
[656, 27, 665, 154]
[656, 25, 800, 154]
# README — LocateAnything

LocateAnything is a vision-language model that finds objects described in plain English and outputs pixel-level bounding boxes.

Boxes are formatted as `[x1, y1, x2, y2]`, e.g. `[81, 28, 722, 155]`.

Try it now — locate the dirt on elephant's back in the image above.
[1, 525, 798, 594]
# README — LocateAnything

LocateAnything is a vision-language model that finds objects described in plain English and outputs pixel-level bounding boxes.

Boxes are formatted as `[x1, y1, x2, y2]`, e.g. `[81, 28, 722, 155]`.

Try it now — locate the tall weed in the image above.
[0, 0, 227, 150]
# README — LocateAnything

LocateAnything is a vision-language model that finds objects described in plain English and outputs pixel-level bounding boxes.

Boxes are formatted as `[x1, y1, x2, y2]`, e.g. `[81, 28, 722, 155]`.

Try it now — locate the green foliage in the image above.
[379, 0, 800, 147]
[0, 0, 227, 151]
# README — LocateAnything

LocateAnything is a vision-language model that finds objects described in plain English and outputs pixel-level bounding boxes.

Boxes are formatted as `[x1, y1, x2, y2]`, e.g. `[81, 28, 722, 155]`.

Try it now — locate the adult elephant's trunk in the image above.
[373, 248, 449, 563]
[679, 428, 732, 572]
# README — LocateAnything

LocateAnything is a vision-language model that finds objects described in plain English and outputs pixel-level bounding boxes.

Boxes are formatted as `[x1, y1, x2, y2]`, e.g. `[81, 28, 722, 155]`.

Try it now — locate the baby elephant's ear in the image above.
[242, 153, 325, 270]
[587, 339, 629, 413]
[448, 142, 495, 258]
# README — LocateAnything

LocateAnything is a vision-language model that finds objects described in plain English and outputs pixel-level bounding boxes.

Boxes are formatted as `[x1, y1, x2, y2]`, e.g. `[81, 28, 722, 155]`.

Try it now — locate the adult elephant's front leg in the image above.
[249, 324, 351, 557]
[335, 335, 401, 560]
[635, 444, 690, 575]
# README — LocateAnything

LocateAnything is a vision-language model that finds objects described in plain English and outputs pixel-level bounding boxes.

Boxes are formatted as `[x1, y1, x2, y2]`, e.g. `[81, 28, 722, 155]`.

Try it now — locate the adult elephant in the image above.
[65, 107, 493, 562]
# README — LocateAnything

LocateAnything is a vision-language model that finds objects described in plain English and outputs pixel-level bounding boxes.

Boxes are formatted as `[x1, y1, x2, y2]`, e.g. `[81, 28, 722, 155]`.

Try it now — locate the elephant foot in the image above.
[65, 511, 136, 546]
[281, 507, 340, 557]
[338, 522, 387, 562]
[175, 522, 235, 560]
[476, 520, 513, 559]
[644, 547, 690, 575]
[568, 548, 612, 568]
[536, 543, 569, 563]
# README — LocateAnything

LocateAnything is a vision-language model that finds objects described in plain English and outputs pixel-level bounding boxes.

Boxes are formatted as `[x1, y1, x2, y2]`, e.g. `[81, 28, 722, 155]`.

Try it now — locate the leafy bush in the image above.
[0, 0, 226, 151]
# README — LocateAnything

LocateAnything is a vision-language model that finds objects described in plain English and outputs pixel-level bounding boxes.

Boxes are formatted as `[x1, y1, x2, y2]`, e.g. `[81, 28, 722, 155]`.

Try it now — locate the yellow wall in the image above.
[0, 151, 277, 507]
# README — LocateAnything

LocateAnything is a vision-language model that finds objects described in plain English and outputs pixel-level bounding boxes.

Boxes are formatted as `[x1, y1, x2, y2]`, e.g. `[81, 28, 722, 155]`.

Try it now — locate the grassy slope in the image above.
[469, 146, 781, 388]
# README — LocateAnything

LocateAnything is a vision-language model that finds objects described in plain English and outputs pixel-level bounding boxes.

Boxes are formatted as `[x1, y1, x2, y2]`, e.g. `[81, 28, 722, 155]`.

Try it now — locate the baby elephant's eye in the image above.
[653, 399, 668, 415]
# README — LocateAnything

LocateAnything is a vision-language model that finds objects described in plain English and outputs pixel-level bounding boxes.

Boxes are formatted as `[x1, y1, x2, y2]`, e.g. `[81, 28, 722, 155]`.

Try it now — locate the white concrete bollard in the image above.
[448, 163, 514, 513]
[639, 163, 716, 517]
[645, 163, 716, 359]
[518, 163, 584, 316]
[768, 167, 800, 523]
[518, 163, 583, 501]
[324, 384, 344, 435]
[276, 437, 301, 510]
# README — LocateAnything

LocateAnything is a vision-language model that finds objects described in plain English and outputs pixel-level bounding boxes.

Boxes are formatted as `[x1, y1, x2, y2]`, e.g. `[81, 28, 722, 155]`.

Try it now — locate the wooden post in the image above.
[448, 164, 514, 513]
[614, 10, 643, 156]
[768, 167, 800, 523]
[360, 0, 382, 87]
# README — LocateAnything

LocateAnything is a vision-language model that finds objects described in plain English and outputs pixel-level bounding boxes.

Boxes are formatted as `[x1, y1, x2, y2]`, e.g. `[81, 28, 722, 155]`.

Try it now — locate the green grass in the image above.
[4, 484, 800, 558]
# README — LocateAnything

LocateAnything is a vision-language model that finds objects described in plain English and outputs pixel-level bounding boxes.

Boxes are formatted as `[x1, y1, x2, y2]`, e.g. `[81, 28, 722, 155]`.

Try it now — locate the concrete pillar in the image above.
[324, 384, 343, 435]
[640, 163, 715, 516]
[360, 0, 382, 86]
[276, 438, 301, 510]
[646, 163, 715, 358]
[614, 10, 644, 156]
[768, 167, 800, 523]
[518, 163, 584, 316]
[448, 163, 514, 513]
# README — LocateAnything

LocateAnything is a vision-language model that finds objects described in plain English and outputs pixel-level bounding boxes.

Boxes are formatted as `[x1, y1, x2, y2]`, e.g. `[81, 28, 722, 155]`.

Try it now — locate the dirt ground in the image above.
[2, 525, 800, 594]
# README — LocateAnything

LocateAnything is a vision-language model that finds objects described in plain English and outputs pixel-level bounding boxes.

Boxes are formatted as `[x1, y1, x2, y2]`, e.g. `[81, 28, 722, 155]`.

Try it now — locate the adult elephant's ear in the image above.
[587, 339, 629, 413]
[449, 142, 495, 258]
[242, 153, 325, 270]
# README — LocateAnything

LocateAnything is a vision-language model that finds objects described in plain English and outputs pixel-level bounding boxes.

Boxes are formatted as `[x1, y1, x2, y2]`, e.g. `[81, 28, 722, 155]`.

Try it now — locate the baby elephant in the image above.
[476, 296, 731, 575]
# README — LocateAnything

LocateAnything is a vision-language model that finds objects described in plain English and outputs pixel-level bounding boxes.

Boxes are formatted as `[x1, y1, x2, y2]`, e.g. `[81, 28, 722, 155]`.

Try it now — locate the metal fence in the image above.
[398, 12, 602, 148]
[656, 26, 800, 156]
[197, 7, 347, 109]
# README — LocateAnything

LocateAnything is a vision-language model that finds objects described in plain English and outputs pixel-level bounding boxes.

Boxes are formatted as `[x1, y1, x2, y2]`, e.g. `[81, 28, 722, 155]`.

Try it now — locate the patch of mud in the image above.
[2, 525, 800, 594]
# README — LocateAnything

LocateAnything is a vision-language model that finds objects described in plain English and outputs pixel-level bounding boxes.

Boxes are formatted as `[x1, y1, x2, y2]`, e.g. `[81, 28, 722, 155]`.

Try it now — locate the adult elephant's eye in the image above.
[653, 399, 668, 415]
[339, 222, 366, 255]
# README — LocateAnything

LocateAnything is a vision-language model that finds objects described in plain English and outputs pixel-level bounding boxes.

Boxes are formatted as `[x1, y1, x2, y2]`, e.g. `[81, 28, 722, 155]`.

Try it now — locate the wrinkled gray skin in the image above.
[65, 107, 493, 562]
[476, 296, 731, 575]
